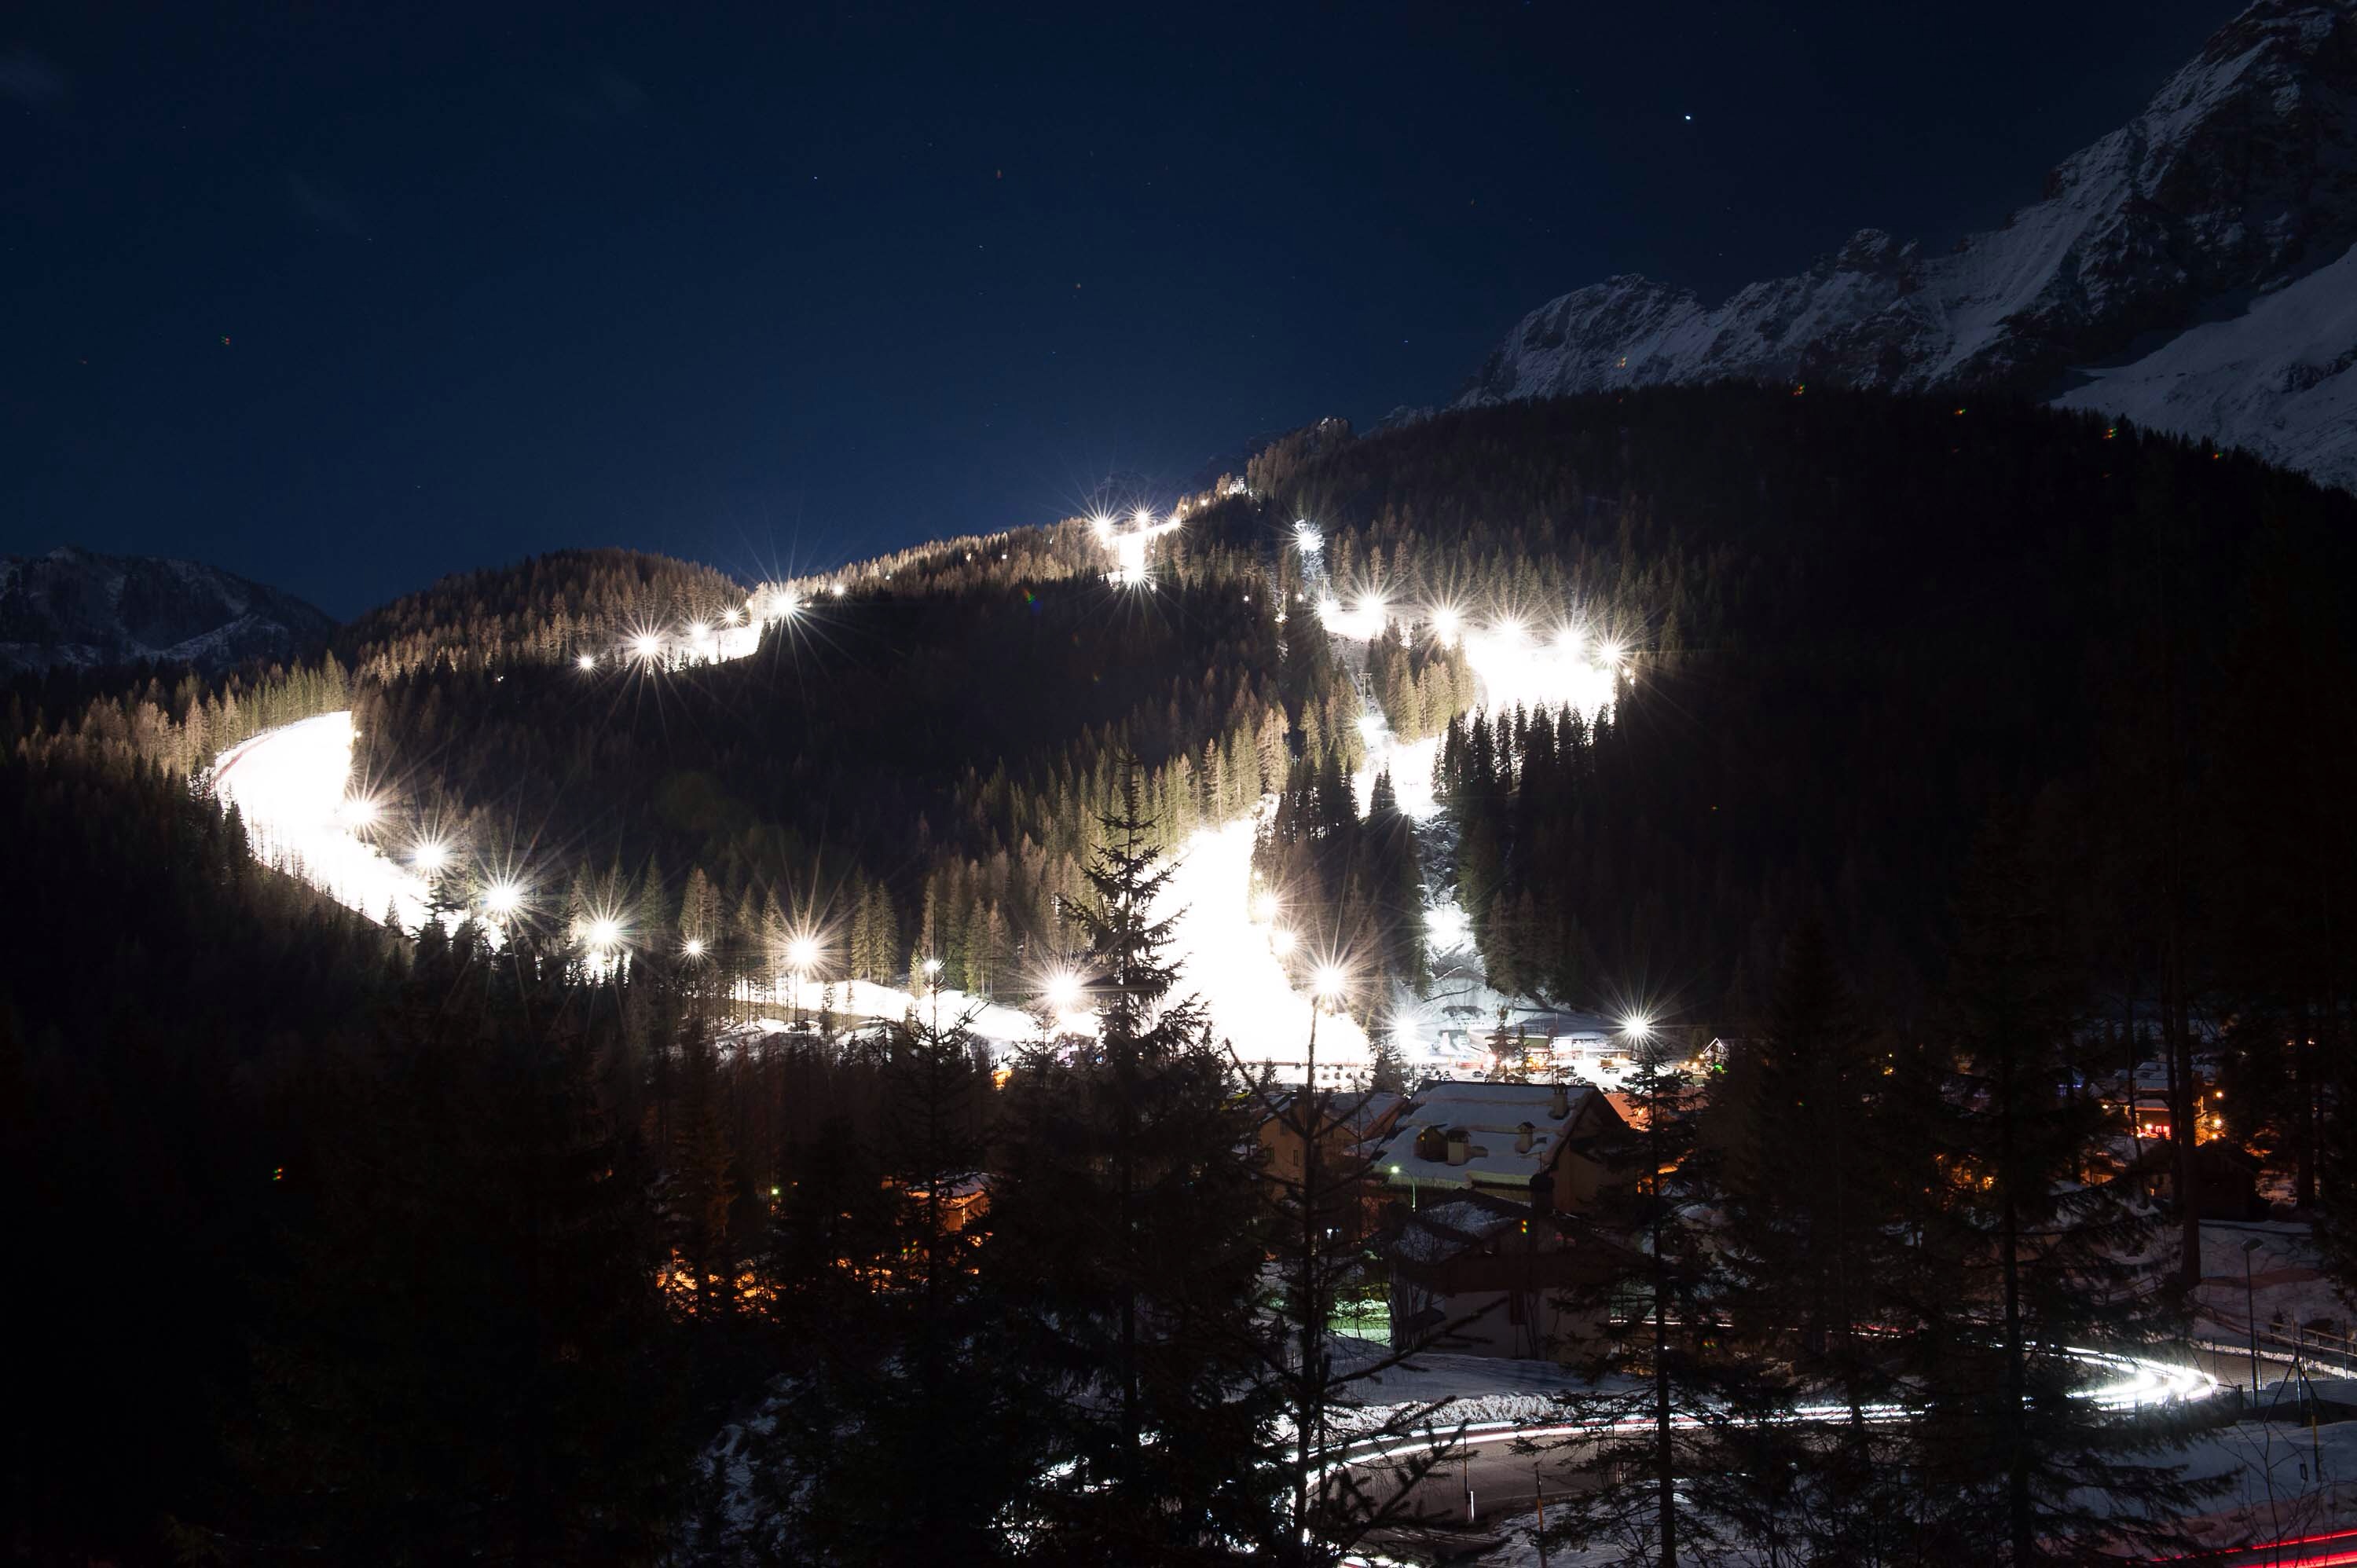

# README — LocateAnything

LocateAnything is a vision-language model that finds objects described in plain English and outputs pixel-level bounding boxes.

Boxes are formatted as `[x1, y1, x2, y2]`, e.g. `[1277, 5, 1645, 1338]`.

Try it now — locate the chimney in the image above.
[1516, 1121, 1536, 1154]
[1550, 1083, 1570, 1119]
[1446, 1128, 1471, 1167]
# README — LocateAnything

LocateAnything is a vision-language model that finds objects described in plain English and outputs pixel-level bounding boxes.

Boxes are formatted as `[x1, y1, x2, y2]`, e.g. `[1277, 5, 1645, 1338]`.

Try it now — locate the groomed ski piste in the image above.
[205, 513, 1631, 1072]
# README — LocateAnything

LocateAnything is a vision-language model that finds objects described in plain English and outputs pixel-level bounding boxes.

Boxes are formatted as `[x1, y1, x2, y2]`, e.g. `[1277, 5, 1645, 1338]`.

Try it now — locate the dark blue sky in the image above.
[5, 1, 2234, 616]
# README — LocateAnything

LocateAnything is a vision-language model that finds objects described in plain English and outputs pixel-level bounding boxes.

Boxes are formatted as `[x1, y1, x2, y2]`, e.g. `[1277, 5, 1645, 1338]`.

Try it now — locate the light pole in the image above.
[922, 956, 943, 1031]
[1288, 962, 1349, 1546]
[2244, 1236, 2265, 1403]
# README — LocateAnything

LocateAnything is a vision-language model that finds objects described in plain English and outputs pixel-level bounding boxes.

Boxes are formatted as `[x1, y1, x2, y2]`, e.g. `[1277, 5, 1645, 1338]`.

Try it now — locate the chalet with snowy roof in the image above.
[1385, 1189, 1626, 1362]
[1372, 1080, 1625, 1209]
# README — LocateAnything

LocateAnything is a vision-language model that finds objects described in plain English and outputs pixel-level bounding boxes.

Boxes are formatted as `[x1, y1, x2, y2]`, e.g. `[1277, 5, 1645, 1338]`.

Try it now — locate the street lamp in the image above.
[2244, 1237, 2265, 1402]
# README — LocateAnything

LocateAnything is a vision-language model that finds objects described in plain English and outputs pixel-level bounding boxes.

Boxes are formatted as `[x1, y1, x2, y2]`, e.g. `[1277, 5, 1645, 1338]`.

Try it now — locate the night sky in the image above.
[5, 1, 2234, 617]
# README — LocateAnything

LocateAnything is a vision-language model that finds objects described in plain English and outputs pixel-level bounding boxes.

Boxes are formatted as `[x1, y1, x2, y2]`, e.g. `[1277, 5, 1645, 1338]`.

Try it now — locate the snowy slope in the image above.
[1461, 0, 2357, 487]
[0, 544, 335, 675]
[2054, 239, 2357, 489]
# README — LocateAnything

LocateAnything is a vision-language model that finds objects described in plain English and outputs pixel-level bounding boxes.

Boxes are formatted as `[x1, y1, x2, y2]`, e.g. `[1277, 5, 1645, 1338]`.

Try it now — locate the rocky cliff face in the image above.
[1462, 0, 2357, 489]
[0, 546, 335, 675]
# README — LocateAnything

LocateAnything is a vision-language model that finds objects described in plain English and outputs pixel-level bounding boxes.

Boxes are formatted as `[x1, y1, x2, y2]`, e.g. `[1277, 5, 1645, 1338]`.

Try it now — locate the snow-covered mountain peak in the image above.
[1462, 0, 2357, 491]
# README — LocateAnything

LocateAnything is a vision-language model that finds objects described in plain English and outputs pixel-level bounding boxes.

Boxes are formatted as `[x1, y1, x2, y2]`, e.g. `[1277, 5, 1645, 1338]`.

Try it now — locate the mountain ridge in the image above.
[0, 544, 336, 676]
[1459, 0, 2357, 490]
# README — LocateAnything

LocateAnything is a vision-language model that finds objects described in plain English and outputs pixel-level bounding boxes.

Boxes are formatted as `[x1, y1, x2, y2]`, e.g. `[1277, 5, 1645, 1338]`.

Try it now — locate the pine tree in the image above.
[1714, 918, 1916, 1563]
[665, 1027, 740, 1319]
[244, 934, 684, 1560]
[1897, 832, 2218, 1563]
[761, 1003, 1028, 1566]
[679, 865, 719, 949]
[988, 761, 1284, 1559]
[1239, 999, 1468, 1563]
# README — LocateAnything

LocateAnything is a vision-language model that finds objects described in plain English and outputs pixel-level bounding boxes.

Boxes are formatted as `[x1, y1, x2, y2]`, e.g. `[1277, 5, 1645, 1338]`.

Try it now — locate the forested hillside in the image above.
[16, 384, 2357, 1564]
[339, 548, 750, 679]
[1219, 387, 2357, 1035]
[346, 536, 1339, 1000]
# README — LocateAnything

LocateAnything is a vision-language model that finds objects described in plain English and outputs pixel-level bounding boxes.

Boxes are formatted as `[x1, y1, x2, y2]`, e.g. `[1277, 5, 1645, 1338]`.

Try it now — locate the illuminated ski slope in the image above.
[211, 711, 434, 933]
[1091, 508, 1183, 586]
[200, 530, 1365, 1067]
[1157, 815, 1370, 1072]
[203, 520, 1630, 1079]
[205, 582, 805, 941]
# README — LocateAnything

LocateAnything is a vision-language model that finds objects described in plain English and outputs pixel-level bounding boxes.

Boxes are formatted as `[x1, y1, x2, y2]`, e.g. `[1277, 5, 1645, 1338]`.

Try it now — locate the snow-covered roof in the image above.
[1260, 1090, 1403, 1136]
[1373, 1080, 1604, 1195]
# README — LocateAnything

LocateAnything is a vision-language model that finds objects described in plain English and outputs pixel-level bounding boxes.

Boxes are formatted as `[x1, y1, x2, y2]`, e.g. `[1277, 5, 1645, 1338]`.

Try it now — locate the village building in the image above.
[1254, 1089, 1405, 1186]
[1370, 1079, 1626, 1210]
[1385, 1191, 1625, 1362]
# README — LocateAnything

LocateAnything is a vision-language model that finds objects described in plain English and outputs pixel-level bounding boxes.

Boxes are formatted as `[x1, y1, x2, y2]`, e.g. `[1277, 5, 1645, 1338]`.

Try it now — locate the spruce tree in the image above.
[243, 928, 684, 1561]
[760, 1003, 1028, 1566]
[1897, 832, 2217, 1563]
[1714, 918, 1915, 1563]
[988, 761, 1284, 1561]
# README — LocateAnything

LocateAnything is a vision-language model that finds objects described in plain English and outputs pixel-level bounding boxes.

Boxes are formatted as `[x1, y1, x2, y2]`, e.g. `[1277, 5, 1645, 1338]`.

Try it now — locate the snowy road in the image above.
[1337, 1347, 2223, 1540]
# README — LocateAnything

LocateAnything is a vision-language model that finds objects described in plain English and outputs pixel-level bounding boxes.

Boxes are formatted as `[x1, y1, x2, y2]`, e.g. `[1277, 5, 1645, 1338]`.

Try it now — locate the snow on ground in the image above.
[1341, 1347, 1589, 1409]
[203, 546, 1633, 1083]
[1458, 622, 1622, 722]
[2196, 1220, 2351, 1343]
[1353, 725, 1440, 822]
[2170, 1416, 2357, 1558]
[210, 712, 434, 932]
[2054, 240, 2357, 496]
[718, 987, 1052, 1050]
[205, 705, 1369, 1070]
[1159, 814, 1371, 1073]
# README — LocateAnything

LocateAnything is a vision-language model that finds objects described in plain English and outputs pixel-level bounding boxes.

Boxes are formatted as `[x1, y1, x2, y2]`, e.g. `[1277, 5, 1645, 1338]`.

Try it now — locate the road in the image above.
[1336, 1345, 2223, 1540]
